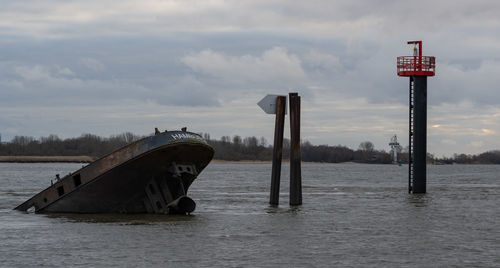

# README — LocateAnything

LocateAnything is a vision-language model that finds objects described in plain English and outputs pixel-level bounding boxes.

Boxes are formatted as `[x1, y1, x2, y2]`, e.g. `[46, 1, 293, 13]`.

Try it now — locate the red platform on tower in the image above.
[397, 41, 435, 77]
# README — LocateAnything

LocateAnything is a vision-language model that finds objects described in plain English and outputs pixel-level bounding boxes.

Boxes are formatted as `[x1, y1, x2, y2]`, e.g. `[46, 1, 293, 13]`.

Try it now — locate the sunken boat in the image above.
[15, 129, 214, 215]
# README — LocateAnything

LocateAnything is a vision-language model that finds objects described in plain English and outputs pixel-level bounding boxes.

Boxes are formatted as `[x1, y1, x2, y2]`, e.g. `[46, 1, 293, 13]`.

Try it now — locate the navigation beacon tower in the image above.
[389, 135, 401, 164]
[397, 41, 435, 194]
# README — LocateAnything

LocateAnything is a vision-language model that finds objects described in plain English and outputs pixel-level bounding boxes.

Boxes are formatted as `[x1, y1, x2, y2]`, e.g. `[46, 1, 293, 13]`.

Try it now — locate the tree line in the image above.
[0, 133, 393, 163]
[429, 151, 500, 165]
[200, 133, 394, 163]
[1, 132, 499, 164]
[0, 133, 142, 158]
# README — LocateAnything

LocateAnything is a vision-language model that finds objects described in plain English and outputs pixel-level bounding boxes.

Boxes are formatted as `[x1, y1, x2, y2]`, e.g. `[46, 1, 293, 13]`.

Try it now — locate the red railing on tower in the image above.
[397, 40, 435, 77]
[397, 56, 435, 76]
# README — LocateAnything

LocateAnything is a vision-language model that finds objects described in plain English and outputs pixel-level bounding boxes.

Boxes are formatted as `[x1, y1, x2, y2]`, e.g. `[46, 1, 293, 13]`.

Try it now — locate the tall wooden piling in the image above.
[289, 93, 302, 205]
[270, 96, 286, 205]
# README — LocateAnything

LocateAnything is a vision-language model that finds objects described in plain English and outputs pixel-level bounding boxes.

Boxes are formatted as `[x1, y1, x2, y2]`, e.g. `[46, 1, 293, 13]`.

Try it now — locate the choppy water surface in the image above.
[1, 162, 499, 267]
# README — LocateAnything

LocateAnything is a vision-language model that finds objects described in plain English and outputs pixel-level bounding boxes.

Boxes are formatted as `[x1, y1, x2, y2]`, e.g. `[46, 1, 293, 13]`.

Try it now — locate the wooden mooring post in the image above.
[269, 96, 286, 205]
[289, 93, 302, 205]
[258, 93, 302, 206]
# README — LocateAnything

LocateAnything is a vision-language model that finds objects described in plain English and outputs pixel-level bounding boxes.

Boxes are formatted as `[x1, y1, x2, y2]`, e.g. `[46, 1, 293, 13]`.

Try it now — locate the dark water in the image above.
[1, 162, 499, 267]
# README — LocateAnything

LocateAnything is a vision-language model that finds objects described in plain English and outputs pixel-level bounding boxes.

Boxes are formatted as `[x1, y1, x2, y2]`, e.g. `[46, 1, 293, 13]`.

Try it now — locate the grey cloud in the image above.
[152, 75, 220, 107]
[1, 33, 497, 109]
[302, 50, 342, 72]
[431, 59, 500, 106]
[1, 0, 499, 43]
[79, 58, 105, 71]
[2, 62, 219, 107]
[181, 47, 306, 86]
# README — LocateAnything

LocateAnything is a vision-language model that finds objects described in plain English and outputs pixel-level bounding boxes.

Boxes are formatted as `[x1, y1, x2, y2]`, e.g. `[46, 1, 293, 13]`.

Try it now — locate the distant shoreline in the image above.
[1, 156, 493, 165]
[0, 156, 94, 163]
[0, 157, 275, 164]
[211, 160, 364, 164]
[0, 156, 358, 164]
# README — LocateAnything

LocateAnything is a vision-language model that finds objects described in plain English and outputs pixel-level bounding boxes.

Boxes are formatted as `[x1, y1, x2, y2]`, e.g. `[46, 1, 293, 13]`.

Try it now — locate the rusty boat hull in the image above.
[15, 131, 214, 215]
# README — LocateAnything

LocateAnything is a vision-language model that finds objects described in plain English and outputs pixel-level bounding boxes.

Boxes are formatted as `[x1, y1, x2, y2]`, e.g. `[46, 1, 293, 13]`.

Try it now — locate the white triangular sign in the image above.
[257, 94, 287, 114]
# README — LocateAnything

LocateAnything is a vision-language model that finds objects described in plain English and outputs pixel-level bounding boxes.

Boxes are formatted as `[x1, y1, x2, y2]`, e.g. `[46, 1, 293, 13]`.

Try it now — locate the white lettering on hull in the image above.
[170, 133, 205, 142]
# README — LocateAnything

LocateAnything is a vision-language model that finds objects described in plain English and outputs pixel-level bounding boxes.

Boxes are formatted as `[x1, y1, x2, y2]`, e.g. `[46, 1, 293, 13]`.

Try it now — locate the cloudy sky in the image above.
[1, 0, 499, 156]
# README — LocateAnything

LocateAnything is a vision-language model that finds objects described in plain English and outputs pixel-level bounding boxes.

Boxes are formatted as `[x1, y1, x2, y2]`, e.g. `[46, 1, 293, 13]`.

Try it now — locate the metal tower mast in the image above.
[397, 41, 436, 194]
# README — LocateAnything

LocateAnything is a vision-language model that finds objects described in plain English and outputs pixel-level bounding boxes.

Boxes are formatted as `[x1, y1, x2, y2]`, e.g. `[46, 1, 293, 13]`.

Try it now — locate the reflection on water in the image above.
[44, 213, 197, 224]
[264, 205, 303, 214]
[1, 162, 499, 267]
[406, 193, 430, 207]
